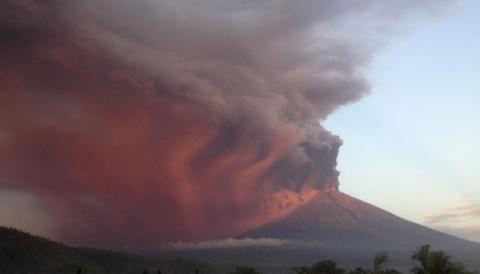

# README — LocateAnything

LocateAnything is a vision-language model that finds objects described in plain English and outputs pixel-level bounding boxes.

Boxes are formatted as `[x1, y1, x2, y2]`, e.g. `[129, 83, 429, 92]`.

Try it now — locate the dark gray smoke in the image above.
[0, 0, 450, 247]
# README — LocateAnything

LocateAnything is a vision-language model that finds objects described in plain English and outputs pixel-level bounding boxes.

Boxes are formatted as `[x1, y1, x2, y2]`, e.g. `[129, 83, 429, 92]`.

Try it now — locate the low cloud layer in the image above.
[425, 204, 480, 224]
[425, 203, 480, 242]
[165, 237, 295, 250]
[0, 0, 450, 248]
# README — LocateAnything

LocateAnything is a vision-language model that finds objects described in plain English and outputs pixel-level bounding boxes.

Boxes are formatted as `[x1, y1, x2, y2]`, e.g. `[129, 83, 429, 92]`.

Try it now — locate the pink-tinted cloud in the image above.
[425, 204, 480, 224]
[425, 203, 480, 242]
[0, 0, 450, 248]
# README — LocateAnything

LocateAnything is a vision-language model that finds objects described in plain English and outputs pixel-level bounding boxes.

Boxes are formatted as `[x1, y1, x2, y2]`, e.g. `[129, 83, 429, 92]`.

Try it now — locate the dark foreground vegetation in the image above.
[287, 247, 478, 274]
[1, 227, 478, 274]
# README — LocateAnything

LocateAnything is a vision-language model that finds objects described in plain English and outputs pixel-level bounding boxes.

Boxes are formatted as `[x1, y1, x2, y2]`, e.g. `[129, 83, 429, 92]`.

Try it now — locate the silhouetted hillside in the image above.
[0, 227, 226, 274]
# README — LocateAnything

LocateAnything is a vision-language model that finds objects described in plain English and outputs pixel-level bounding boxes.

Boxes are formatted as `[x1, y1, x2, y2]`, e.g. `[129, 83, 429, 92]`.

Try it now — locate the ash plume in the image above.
[0, 0, 450, 247]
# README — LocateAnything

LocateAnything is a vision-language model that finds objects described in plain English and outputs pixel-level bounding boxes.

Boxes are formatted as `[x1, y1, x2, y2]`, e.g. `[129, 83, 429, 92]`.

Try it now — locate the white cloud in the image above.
[164, 237, 296, 250]
[424, 203, 480, 242]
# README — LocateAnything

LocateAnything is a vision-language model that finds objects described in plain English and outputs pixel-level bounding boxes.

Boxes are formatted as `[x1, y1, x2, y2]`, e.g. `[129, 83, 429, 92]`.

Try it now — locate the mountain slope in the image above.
[243, 190, 478, 250]
[221, 190, 480, 268]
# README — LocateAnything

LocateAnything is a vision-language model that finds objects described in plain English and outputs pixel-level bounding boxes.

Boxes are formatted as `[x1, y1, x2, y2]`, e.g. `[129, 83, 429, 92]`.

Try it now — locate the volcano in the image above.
[243, 190, 475, 250]
[167, 190, 480, 270]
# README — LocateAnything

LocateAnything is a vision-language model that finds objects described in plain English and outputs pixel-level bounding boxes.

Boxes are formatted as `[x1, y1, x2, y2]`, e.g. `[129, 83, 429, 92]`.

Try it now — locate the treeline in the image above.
[231, 245, 479, 274]
[74, 244, 478, 274]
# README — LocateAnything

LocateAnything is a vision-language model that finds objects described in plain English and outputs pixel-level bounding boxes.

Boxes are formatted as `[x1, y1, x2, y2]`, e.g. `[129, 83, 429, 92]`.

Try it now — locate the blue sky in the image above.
[324, 0, 480, 241]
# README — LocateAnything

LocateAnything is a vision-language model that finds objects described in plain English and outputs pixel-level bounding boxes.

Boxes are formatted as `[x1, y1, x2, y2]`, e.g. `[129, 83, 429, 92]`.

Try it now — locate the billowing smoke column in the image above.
[0, 0, 448, 247]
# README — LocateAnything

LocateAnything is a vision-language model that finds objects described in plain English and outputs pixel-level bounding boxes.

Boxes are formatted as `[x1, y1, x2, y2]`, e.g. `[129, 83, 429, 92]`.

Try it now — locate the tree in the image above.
[230, 266, 262, 274]
[310, 260, 346, 274]
[295, 260, 346, 274]
[347, 252, 400, 274]
[411, 244, 469, 274]
[294, 266, 310, 274]
[372, 252, 389, 274]
[76, 266, 84, 274]
[384, 270, 403, 274]
[348, 267, 368, 274]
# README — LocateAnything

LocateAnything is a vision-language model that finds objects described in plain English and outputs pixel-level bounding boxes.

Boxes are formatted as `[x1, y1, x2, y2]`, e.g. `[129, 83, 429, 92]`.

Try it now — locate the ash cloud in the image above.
[0, 0, 450, 247]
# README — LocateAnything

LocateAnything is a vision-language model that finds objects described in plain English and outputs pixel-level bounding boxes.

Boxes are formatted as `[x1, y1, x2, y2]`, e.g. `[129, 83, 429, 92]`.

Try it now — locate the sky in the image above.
[324, 0, 480, 242]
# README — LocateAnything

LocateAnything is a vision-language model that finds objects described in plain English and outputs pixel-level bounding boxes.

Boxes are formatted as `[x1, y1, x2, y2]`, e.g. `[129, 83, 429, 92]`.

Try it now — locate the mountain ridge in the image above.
[242, 190, 479, 249]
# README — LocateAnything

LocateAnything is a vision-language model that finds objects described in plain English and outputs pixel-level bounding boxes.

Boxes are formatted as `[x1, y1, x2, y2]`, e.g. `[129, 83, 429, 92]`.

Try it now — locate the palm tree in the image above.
[411, 244, 469, 274]
[372, 252, 389, 274]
